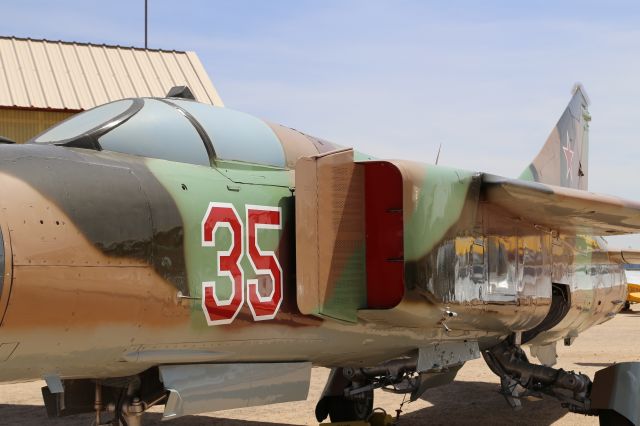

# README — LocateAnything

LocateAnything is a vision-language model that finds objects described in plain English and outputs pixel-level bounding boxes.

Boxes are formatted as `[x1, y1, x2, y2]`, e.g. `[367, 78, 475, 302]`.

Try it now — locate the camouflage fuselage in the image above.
[0, 136, 624, 382]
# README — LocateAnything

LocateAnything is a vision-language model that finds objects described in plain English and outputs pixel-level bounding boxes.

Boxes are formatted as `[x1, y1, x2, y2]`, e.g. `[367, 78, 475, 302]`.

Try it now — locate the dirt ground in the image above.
[1, 306, 639, 425]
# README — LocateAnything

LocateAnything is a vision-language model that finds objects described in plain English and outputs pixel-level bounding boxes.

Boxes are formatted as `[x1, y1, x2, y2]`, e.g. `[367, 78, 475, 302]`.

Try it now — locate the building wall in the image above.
[0, 108, 78, 143]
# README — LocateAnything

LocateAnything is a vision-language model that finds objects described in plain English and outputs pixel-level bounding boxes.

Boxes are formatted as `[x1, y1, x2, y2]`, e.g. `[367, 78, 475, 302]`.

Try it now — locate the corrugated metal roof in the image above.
[0, 36, 224, 110]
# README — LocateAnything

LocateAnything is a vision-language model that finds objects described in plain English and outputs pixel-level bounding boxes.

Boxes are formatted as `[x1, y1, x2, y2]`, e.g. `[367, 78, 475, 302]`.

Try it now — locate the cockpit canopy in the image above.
[31, 97, 286, 168]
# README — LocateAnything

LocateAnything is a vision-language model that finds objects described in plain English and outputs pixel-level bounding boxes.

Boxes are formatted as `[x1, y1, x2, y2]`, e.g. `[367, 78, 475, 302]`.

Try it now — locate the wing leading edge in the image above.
[482, 174, 640, 236]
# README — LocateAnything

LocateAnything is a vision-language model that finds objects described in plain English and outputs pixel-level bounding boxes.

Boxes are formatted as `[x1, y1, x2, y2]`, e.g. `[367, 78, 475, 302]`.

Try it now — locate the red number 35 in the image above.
[201, 203, 283, 325]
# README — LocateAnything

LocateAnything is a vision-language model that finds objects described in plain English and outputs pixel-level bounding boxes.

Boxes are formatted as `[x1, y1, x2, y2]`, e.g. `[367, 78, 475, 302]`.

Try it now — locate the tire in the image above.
[327, 390, 374, 422]
[599, 409, 633, 426]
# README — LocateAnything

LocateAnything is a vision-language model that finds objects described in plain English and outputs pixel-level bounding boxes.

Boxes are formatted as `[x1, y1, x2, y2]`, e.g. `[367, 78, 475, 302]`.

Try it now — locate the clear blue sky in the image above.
[5, 0, 640, 246]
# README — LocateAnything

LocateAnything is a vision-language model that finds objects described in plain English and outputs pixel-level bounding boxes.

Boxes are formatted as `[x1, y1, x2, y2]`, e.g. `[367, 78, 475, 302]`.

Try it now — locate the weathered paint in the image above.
[145, 157, 293, 329]
[295, 149, 367, 322]
[400, 163, 479, 261]
[520, 84, 589, 190]
[0, 89, 629, 398]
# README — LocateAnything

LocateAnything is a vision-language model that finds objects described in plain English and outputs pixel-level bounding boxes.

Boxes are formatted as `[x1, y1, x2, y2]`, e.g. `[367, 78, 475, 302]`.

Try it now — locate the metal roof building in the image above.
[0, 36, 223, 142]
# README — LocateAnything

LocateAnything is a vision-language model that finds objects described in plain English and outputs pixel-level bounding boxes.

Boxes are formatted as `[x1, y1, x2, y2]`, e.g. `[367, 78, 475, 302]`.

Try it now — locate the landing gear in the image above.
[325, 389, 374, 422]
[483, 336, 591, 412]
[41, 368, 166, 426]
[93, 388, 145, 425]
[484, 336, 640, 425]
[315, 356, 461, 423]
[92, 379, 148, 426]
[315, 368, 374, 422]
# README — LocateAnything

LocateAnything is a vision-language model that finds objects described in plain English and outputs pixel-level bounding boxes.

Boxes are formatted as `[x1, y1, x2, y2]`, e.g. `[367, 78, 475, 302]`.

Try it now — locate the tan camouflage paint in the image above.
[0, 88, 629, 395]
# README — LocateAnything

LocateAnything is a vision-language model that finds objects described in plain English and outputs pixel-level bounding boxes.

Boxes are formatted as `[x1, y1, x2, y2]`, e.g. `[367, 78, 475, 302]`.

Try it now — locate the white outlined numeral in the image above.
[201, 203, 283, 326]
[246, 205, 283, 321]
[201, 202, 244, 325]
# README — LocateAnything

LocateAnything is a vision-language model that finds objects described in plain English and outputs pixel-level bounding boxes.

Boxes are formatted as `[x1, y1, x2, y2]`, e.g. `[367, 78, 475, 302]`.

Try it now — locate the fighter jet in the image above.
[0, 84, 638, 425]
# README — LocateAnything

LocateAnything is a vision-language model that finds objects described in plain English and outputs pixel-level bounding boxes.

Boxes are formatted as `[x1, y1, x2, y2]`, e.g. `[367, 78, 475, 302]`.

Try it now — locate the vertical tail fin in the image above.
[519, 84, 591, 190]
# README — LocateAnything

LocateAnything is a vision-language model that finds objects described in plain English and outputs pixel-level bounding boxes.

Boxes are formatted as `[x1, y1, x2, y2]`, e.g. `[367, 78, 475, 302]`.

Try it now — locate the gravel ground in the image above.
[0, 306, 639, 425]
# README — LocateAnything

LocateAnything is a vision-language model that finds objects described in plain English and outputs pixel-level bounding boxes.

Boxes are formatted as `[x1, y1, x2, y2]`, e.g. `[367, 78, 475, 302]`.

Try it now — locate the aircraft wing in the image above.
[608, 248, 640, 264]
[482, 174, 640, 236]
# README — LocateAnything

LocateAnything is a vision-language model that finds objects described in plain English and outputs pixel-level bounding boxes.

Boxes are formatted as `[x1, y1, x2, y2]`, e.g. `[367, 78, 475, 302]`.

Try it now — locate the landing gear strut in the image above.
[315, 356, 461, 423]
[93, 379, 147, 426]
[324, 388, 374, 422]
[315, 368, 374, 422]
[42, 369, 167, 426]
[483, 336, 639, 425]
